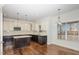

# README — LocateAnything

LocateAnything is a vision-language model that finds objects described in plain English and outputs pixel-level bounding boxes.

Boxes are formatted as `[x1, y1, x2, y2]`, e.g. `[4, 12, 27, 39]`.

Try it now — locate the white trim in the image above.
[48, 41, 79, 51]
[47, 42, 53, 45]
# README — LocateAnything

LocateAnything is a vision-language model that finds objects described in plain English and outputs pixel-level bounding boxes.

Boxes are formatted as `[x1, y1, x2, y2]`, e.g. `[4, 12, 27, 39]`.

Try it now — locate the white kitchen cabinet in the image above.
[32, 23, 39, 32]
[3, 19, 33, 32]
[41, 25, 47, 31]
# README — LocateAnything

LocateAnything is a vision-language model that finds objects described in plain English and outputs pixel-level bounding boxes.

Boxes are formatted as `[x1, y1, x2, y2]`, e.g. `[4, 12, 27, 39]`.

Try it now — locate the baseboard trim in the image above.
[47, 42, 53, 45]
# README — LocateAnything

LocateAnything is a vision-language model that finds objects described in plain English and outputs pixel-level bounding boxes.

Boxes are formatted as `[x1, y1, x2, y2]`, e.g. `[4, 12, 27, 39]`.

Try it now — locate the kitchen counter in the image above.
[13, 35, 32, 39]
[3, 31, 47, 36]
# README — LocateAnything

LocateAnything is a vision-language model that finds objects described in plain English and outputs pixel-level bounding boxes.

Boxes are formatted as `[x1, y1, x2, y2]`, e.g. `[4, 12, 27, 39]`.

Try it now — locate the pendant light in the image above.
[14, 12, 20, 31]
[57, 9, 62, 25]
[16, 12, 19, 27]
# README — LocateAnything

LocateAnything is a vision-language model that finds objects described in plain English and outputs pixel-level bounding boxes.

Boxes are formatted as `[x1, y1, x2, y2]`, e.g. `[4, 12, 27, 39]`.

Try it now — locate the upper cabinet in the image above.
[30, 22, 48, 33]
[41, 24, 47, 32]
[3, 18, 48, 35]
[3, 21, 15, 32]
[3, 18, 33, 32]
[31, 23, 39, 32]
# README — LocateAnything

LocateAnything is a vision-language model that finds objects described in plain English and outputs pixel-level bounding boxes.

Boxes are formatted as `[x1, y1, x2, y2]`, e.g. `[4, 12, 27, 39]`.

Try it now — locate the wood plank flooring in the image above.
[3, 42, 47, 55]
[3, 42, 79, 55]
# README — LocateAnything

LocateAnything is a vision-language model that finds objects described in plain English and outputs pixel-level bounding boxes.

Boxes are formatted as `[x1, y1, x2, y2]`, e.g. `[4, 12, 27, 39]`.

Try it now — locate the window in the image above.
[57, 21, 79, 41]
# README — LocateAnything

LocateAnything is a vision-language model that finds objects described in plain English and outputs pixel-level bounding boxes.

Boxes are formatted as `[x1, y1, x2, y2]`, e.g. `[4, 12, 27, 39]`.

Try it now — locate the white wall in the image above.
[0, 6, 3, 55]
[48, 9, 79, 51]
[38, 9, 79, 51]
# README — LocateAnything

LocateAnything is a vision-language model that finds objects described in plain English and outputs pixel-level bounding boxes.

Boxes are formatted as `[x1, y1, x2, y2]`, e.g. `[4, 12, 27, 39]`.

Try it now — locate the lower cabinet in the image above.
[3, 36, 13, 43]
[31, 35, 38, 42]
[31, 35, 47, 45]
[3, 36, 14, 48]
[3, 35, 47, 50]
[38, 36, 47, 45]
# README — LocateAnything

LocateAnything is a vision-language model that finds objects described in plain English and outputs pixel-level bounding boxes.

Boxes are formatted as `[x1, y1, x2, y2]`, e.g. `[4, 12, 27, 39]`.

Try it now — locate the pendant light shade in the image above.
[14, 12, 21, 31]
[57, 9, 62, 25]
[16, 12, 19, 27]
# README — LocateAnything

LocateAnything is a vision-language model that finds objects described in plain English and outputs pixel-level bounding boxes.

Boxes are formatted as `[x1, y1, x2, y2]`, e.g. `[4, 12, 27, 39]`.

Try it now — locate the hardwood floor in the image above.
[14, 42, 47, 55]
[3, 42, 79, 55]
[47, 44, 79, 55]
[3, 42, 47, 55]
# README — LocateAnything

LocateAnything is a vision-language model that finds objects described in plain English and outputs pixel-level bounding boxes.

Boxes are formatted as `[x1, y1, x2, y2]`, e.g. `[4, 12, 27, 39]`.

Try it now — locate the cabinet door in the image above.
[38, 36, 42, 44]
[15, 38, 26, 48]
[32, 23, 39, 32]
[38, 36, 47, 45]
[25, 23, 31, 31]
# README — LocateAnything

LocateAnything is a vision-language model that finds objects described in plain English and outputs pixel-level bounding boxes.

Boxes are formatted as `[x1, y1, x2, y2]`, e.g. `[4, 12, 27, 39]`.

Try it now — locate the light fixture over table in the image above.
[57, 9, 62, 25]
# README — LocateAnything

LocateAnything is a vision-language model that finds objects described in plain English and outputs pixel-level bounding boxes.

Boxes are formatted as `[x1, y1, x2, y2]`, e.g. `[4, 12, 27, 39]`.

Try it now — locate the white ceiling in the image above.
[3, 4, 79, 21]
